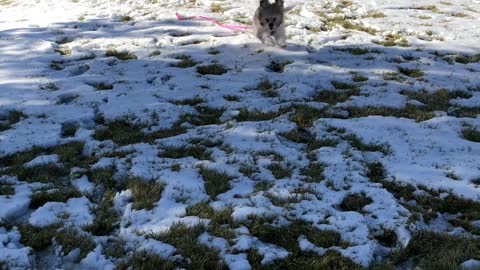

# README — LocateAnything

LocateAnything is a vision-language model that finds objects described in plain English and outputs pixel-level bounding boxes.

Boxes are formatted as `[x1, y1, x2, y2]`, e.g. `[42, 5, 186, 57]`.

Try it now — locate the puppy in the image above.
[253, 0, 287, 47]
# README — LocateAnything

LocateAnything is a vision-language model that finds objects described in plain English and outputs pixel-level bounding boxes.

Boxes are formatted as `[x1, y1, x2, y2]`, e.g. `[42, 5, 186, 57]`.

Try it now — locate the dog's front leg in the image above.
[274, 24, 287, 47]
[262, 32, 275, 46]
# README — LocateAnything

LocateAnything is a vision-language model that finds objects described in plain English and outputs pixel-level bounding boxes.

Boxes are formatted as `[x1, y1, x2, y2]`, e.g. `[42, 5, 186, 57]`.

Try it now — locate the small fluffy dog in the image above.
[253, 0, 287, 47]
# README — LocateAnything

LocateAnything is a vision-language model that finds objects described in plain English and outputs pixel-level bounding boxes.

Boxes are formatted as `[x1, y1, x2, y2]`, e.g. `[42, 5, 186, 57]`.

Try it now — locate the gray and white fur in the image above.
[252, 0, 287, 47]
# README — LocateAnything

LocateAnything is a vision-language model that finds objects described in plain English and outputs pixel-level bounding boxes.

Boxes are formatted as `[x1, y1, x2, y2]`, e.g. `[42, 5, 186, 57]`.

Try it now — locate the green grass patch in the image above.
[39, 82, 59, 91]
[199, 167, 232, 198]
[267, 163, 292, 179]
[150, 223, 226, 270]
[105, 49, 137, 60]
[462, 127, 480, 142]
[247, 218, 346, 252]
[89, 82, 113, 90]
[0, 110, 26, 131]
[159, 144, 212, 160]
[127, 178, 165, 210]
[178, 106, 225, 126]
[55, 228, 96, 261]
[236, 108, 281, 122]
[266, 59, 293, 73]
[93, 119, 186, 146]
[117, 251, 175, 270]
[340, 193, 373, 212]
[18, 223, 60, 250]
[210, 3, 225, 13]
[197, 64, 227, 75]
[314, 88, 360, 105]
[374, 34, 409, 47]
[401, 89, 471, 112]
[300, 163, 326, 183]
[343, 133, 391, 154]
[257, 77, 281, 98]
[398, 67, 424, 78]
[0, 185, 14, 196]
[172, 55, 197, 68]
[289, 105, 325, 128]
[84, 191, 119, 236]
[30, 188, 82, 209]
[392, 231, 480, 270]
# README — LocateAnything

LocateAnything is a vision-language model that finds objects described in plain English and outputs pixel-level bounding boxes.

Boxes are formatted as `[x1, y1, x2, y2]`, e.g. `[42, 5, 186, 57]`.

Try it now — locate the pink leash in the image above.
[175, 13, 251, 32]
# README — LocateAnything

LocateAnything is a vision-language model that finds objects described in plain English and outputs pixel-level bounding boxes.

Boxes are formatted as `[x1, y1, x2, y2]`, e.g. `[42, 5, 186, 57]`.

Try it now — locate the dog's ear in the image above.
[260, 0, 269, 7]
[275, 0, 283, 8]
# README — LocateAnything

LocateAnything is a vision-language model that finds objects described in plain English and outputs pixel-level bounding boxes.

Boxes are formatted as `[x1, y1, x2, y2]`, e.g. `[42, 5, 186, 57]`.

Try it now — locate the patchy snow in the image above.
[28, 197, 94, 227]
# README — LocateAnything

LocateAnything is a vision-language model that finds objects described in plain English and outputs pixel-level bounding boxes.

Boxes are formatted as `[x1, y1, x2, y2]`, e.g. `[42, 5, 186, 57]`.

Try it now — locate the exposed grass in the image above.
[4, 163, 70, 184]
[266, 193, 306, 207]
[178, 106, 225, 126]
[55, 228, 96, 261]
[331, 81, 358, 90]
[398, 67, 424, 78]
[300, 163, 325, 183]
[363, 11, 386, 18]
[267, 163, 292, 179]
[210, 3, 225, 13]
[105, 49, 137, 60]
[462, 127, 480, 142]
[324, 16, 377, 35]
[257, 77, 281, 98]
[369, 163, 480, 228]
[54, 46, 71, 56]
[18, 223, 60, 250]
[197, 64, 227, 75]
[39, 82, 59, 91]
[30, 188, 82, 209]
[172, 55, 197, 68]
[266, 59, 293, 73]
[392, 231, 480, 270]
[159, 144, 212, 160]
[127, 178, 165, 210]
[345, 105, 435, 122]
[89, 82, 113, 90]
[254, 181, 274, 193]
[374, 34, 409, 47]
[352, 74, 368, 82]
[87, 167, 115, 189]
[236, 108, 280, 122]
[340, 193, 373, 212]
[0, 110, 26, 131]
[151, 223, 226, 270]
[84, 191, 119, 236]
[0, 185, 14, 196]
[171, 97, 204, 106]
[223, 95, 240, 102]
[120, 15, 133, 23]
[93, 119, 186, 146]
[199, 167, 232, 198]
[337, 47, 372, 55]
[401, 89, 471, 112]
[247, 218, 346, 252]
[343, 133, 391, 155]
[61, 122, 78, 138]
[314, 88, 360, 105]
[289, 105, 325, 128]
[117, 251, 175, 270]
[248, 249, 361, 270]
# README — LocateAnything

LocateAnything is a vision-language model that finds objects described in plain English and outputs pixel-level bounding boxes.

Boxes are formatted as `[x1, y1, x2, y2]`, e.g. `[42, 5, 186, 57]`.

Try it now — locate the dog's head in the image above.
[257, 0, 284, 35]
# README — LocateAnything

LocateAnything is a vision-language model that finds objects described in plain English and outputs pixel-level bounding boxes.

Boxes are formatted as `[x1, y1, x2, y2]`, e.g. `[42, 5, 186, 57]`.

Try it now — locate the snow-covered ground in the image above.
[1, 0, 480, 269]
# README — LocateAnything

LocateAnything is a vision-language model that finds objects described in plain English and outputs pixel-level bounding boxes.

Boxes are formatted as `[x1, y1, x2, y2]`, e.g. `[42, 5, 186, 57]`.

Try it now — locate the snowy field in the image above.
[1, 0, 480, 269]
